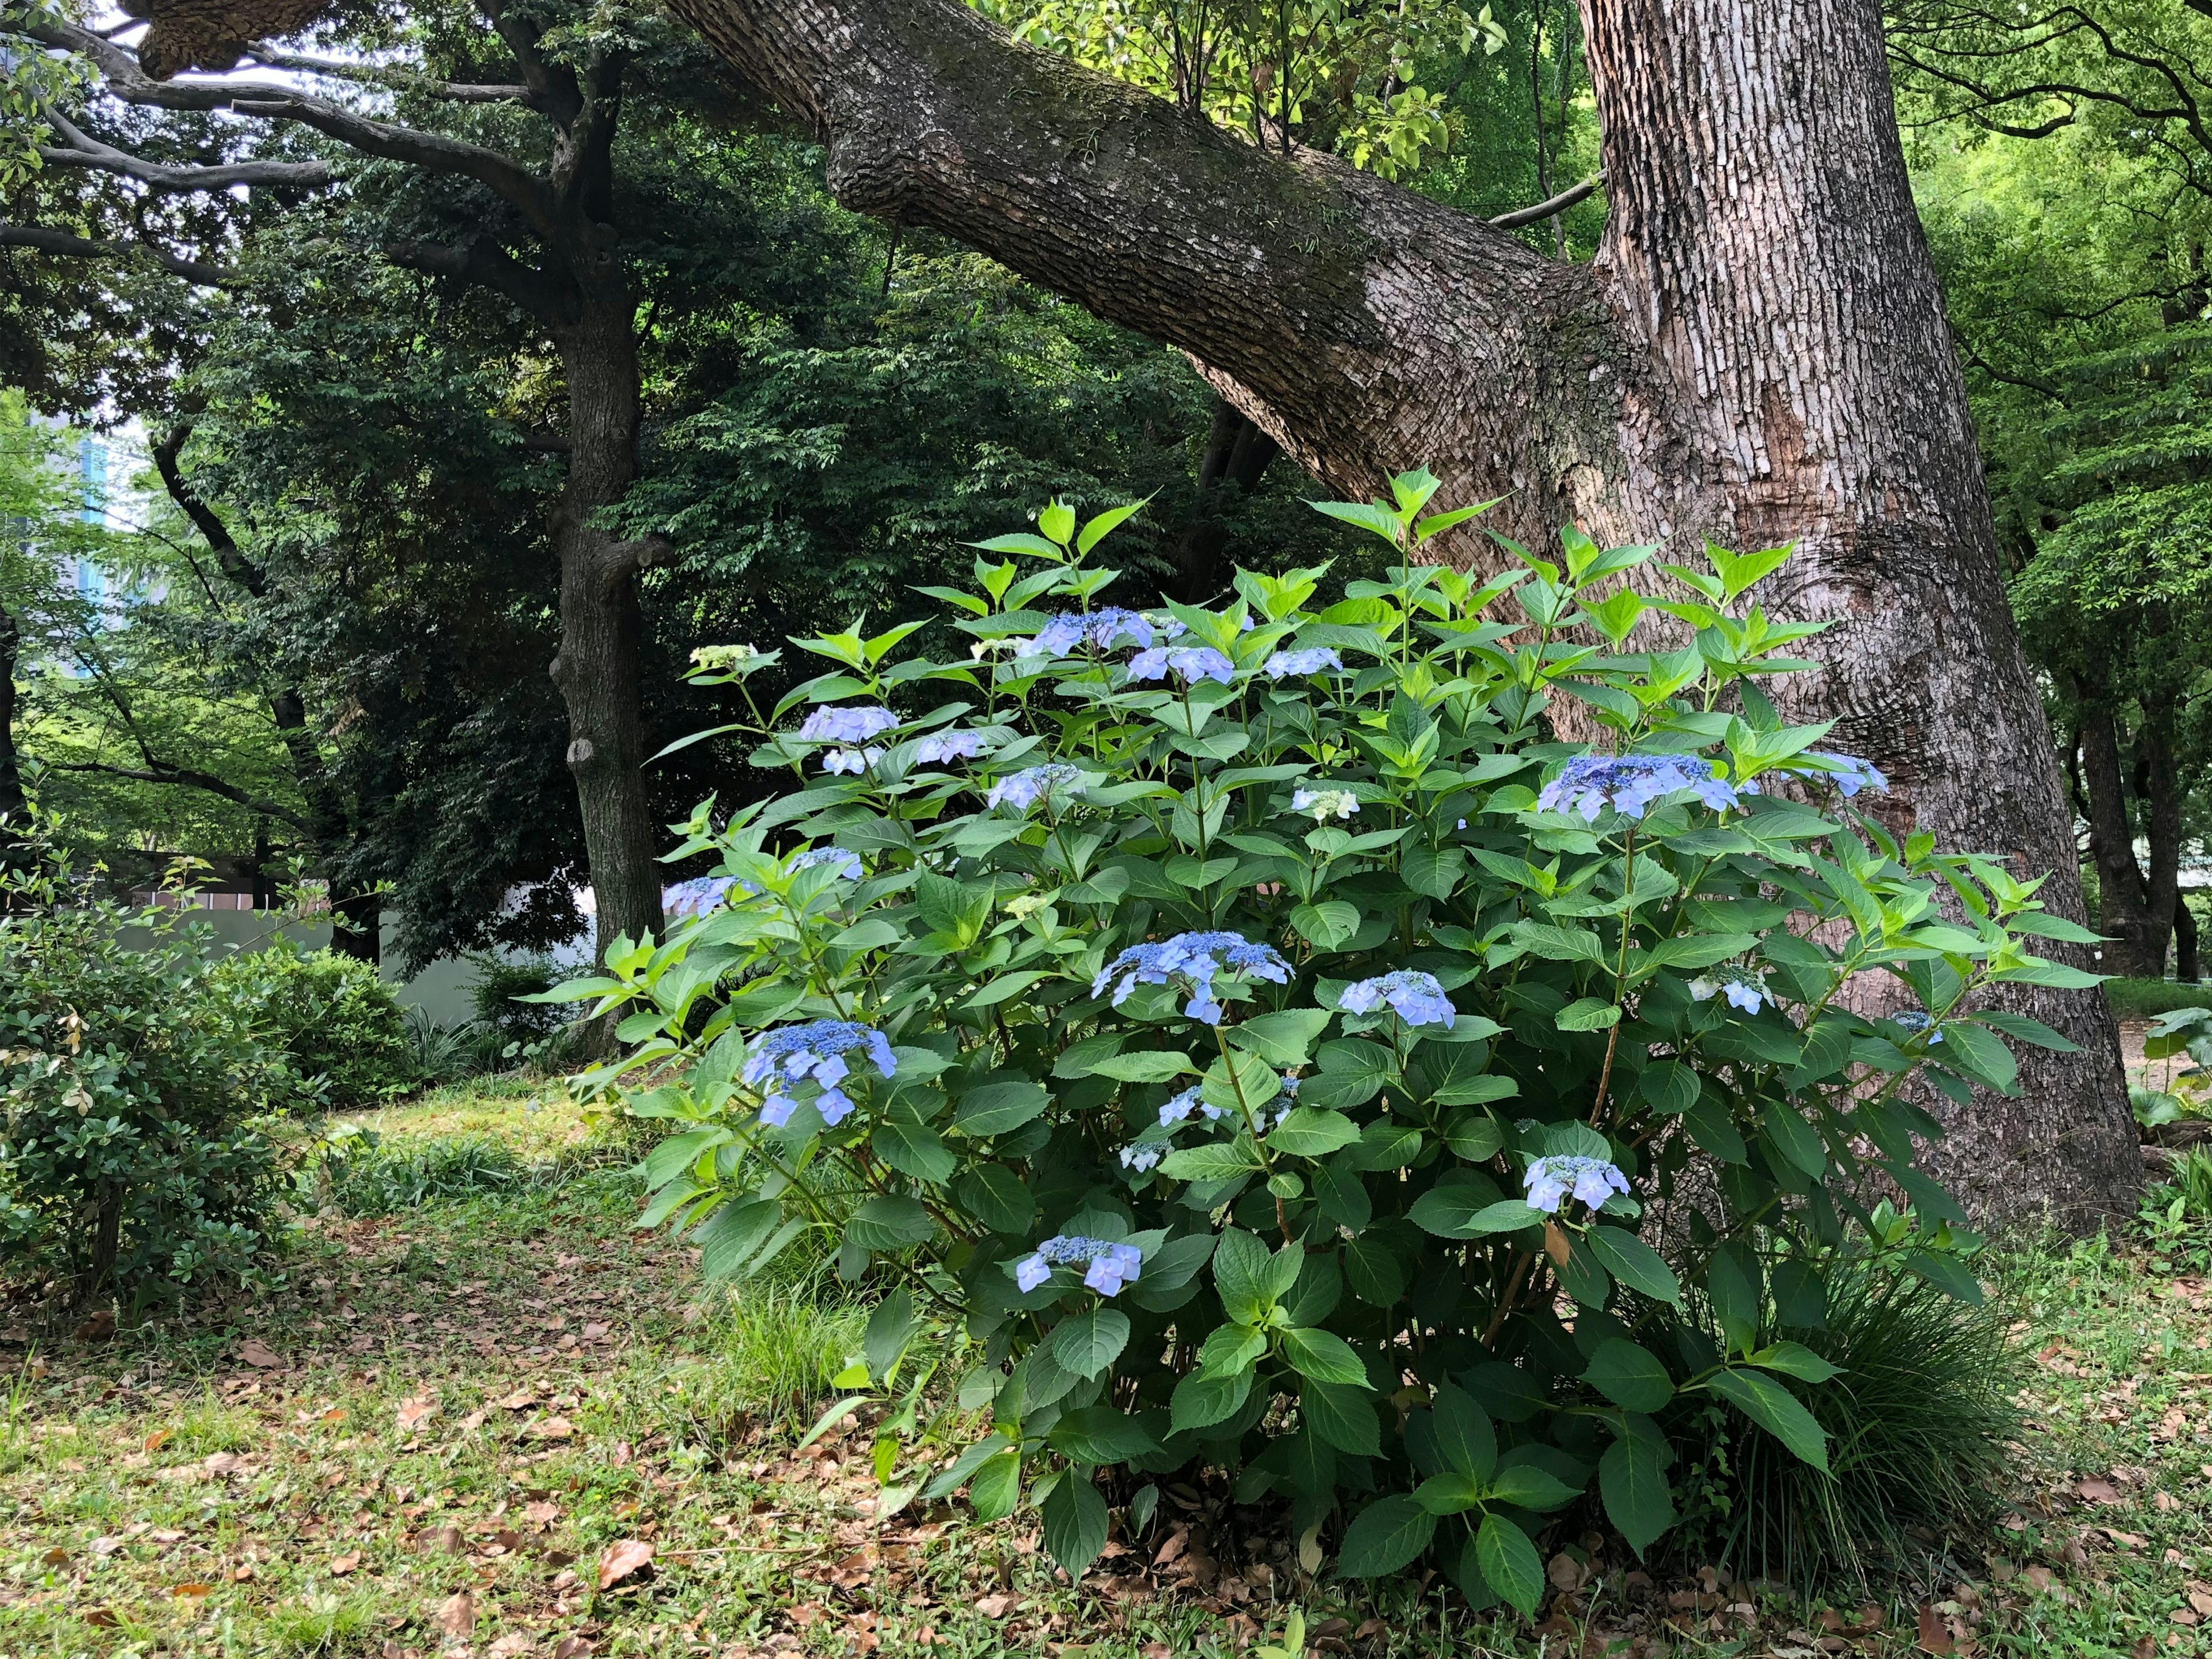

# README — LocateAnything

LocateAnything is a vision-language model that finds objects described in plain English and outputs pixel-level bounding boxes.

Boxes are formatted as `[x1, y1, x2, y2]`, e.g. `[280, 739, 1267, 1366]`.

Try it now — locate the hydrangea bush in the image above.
[565, 475, 2095, 1608]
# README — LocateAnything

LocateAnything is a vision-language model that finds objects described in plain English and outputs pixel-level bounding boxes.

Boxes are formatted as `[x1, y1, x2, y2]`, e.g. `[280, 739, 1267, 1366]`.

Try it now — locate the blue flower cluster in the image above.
[791, 846, 862, 881]
[1264, 647, 1344, 680]
[742, 1020, 897, 1128]
[798, 705, 899, 744]
[821, 747, 883, 775]
[987, 763, 1085, 812]
[1127, 645, 1236, 686]
[1291, 786, 1359, 822]
[1688, 969, 1772, 1013]
[1016, 1235, 1143, 1296]
[1093, 931, 1292, 1023]
[1807, 751, 1888, 797]
[1523, 1155, 1632, 1214]
[1017, 609, 1158, 657]
[1340, 969, 1456, 1029]
[1891, 1010, 1944, 1044]
[1538, 753, 1740, 821]
[913, 729, 990, 764]
[663, 876, 739, 920]
[1157, 1085, 1227, 1127]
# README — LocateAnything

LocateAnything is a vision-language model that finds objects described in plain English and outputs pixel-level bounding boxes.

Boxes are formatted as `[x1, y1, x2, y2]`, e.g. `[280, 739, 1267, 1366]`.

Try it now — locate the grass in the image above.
[2107, 979, 2212, 1020]
[7, 1089, 2211, 1659]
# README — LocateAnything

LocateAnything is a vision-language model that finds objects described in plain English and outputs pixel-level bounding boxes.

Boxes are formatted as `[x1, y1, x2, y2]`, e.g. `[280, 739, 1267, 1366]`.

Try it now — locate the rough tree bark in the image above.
[0, 604, 25, 837]
[663, 0, 2137, 1223]
[1164, 395, 1280, 604]
[2076, 689, 2159, 979]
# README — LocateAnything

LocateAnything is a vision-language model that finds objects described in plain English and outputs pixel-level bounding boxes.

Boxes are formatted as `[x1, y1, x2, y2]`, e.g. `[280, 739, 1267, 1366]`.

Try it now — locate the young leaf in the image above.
[1336, 1494, 1437, 1577]
[1476, 1513, 1546, 1613]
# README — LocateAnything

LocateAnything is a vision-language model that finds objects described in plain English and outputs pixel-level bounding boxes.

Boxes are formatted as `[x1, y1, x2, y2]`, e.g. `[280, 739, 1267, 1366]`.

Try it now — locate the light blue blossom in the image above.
[913, 729, 990, 764]
[1292, 786, 1360, 822]
[663, 876, 739, 920]
[1016, 608, 1158, 658]
[1264, 647, 1344, 680]
[1688, 969, 1772, 1013]
[986, 763, 1085, 812]
[1807, 752, 1888, 797]
[1014, 1235, 1143, 1297]
[1126, 645, 1236, 686]
[1119, 1143, 1164, 1172]
[1278, 1072, 1300, 1099]
[1523, 1155, 1632, 1215]
[821, 746, 883, 775]
[1538, 753, 1740, 821]
[1158, 1085, 1226, 1127]
[1892, 1010, 1944, 1044]
[791, 846, 863, 880]
[743, 1020, 897, 1128]
[1092, 931, 1292, 1024]
[1339, 969, 1456, 1029]
[799, 704, 899, 744]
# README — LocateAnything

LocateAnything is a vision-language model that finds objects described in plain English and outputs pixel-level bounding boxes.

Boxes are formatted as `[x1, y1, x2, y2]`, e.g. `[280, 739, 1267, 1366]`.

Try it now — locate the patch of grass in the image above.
[2107, 978, 2212, 1020]
[7, 1084, 2210, 1658]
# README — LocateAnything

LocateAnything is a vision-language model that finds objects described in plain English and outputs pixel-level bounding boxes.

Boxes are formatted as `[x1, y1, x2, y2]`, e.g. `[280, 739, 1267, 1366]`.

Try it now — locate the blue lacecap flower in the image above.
[821, 746, 882, 775]
[1014, 1235, 1143, 1296]
[1892, 1010, 1944, 1044]
[987, 763, 1084, 812]
[1093, 931, 1291, 1023]
[1264, 647, 1344, 680]
[663, 876, 739, 920]
[743, 1020, 897, 1128]
[914, 729, 990, 764]
[1127, 645, 1235, 686]
[1523, 1155, 1631, 1214]
[1017, 609, 1157, 658]
[1340, 969, 1456, 1029]
[799, 705, 899, 744]
[791, 846, 862, 880]
[1539, 753, 1740, 821]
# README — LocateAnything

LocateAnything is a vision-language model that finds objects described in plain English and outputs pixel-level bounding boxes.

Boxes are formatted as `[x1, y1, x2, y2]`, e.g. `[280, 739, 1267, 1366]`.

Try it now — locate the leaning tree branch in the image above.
[242, 43, 537, 106]
[383, 235, 571, 322]
[16, 15, 560, 235]
[656, 0, 1586, 495]
[0, 220, 237, 285]
[1488, 172, 1605, 230]
[40, 759, 313, 831]
[40, 103, 331, 189]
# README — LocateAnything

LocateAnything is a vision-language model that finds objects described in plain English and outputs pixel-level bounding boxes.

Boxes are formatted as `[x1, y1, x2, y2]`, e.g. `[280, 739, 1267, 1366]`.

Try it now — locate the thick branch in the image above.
[151, 426, 265, 596]
[1488, 172, 1604, 230]
[41, 759, 313, 832]
[243, 43, 537, 106]
[384, 235, 571, 321]
[658, 0, 1600, 504]
[21, 16, 559, 233]
[0, 220, 236, 285]
[40, 103, 331, 189]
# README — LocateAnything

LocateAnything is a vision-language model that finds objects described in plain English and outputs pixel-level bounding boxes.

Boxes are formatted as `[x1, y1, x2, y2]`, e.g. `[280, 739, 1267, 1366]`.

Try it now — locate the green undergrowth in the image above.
[5, 1086, 2208, 1659]
[2106, 978, 2212, 1020]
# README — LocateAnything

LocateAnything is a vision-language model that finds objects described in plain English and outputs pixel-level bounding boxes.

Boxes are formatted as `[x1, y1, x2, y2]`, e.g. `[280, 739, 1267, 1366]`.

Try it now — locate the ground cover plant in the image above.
[566, 475, 2092, 1608]
[7, 1087, 2210, 1659]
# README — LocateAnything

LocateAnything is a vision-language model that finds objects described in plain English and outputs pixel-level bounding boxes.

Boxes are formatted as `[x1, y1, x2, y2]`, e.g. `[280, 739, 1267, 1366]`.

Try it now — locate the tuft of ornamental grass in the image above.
[1669, 1262, 2017, 1591]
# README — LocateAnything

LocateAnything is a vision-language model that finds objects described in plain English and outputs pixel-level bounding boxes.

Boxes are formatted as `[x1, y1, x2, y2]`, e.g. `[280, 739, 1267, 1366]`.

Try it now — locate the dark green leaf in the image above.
[1302, 1378, 1383, 1455]
[1600, 1418, 1677, 1556]
[1337, 1495, 1437, 1578]
[952, 1078, 1050, 1137]
[1476, 1514, 1546, 1613]
[1585, 1227, 1681, 1305]
[1430, 1382, 1497, 1482]
[1048, 1406, 1160, 1465]
[1582, 1338, 1674, 1411]
[1050, 1309, 1131, 1379]
[1280, 1326, 1369, 1387]
[1040, 1472, 1109, 1577]
[1707, 1368, 1829, 1472]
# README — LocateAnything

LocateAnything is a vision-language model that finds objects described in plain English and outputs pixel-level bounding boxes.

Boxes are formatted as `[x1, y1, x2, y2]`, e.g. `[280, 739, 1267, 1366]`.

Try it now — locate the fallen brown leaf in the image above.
[524, 1499, 560, 1527]
[396, 1395, 438, 1431]
[437, 1590, 476, 1637]
[171, 1582, 210, 1599]
[529, 1416, 575, 1441]
[74, 1309, 116, 1343]
[550, 1639, 594, 1659]
[487, 1635, 533, 1658]
[82, 1608, 119, 1628]
[237, 1338, 283, 1369]
[596, 1538, 653, 1589]
[974, 1593, 1017, 1619]
[2077, 1476, 2121, 1503]
[329, 1552, 361, 1575]
[1916, 1603, 1954, 1655]
[142, 1429, 171, 1453]
[39, 1547, 66, 1567]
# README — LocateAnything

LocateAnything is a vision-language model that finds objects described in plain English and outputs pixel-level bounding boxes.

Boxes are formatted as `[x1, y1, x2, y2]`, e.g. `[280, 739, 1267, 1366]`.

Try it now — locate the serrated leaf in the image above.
[1336, 1495, 1436, 1578]
[1268, 1108, 1361, 1158]
[1048, 1406, 1160, 1465]
[1169, 1368, 1253, 1434]
[1279, 1325, 1369, 1387]
[1049, 1309, 1131, 1379]
[1040, 1471, 1109, 1577]
[1600, 1419, 1676, 1556]
[953, 1078, 1050, 1137]
[1484, 1464, 1580, 1510]
[1585, 1226, 1681, 1305]
[1707, 1368, 1829, 1472]
[1476, 1514, 1545, 1613]
[1302, 1378, 1382, 1455]
[1582, 1338, 1674, 1411]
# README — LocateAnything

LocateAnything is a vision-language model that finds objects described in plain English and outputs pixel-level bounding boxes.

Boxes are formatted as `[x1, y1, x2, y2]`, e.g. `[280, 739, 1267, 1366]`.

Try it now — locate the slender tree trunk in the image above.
[1165, 395, 1279, 603]
[0, 603, 25, 835]
[662, 0, 2138, 1225]
[2177, 895, 2200, 984]
[546, 281, 664, 960]
[2074, 690, 2156, 976]
[2139, 700, 2184, 976]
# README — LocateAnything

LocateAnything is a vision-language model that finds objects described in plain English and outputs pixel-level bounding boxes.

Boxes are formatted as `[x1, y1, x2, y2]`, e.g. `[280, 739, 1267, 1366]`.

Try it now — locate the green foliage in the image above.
[1670, 1252, 2015, 1589]
[311, 1124, 529, 1217]
[468, 954, 571, 1049]
[211, 941, 414, 1112]
[570, 474, 2079, 1596]
[2106, 979, 2212, 1021]
[0, 867, 295, 1301]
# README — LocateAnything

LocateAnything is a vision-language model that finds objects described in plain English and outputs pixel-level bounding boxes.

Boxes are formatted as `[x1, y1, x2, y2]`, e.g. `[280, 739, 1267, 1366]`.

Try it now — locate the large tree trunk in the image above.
[665, 0, 2137, 1225]
[547, 284, 664, 960]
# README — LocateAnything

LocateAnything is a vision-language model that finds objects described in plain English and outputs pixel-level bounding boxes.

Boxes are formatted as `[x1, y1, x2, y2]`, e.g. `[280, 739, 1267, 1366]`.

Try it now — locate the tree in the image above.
[541, 0, 2132, 1219]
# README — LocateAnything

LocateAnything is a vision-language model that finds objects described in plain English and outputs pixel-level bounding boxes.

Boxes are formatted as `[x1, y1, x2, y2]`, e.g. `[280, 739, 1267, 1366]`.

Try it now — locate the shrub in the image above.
[1669, 1240, 2014, 1588]
[212, 941, 415, 1111]
[570, 476, 2087, 1604]
[2105, 978, 2211, 1020]
[0, 872, 296, 1302]
[468, 953, 571, 1052]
